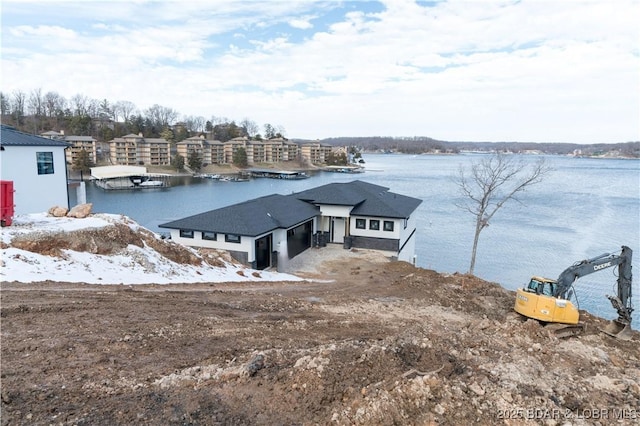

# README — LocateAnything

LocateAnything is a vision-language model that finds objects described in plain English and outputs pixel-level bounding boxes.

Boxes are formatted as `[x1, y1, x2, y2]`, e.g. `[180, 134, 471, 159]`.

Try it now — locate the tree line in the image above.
[320, 137, 640, 157]
[0, 89, 286, 143]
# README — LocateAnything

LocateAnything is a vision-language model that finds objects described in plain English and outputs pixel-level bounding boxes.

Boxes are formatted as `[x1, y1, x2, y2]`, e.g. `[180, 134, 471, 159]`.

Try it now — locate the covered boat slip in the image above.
[246, 168, 309, 179]
[90, 165, 171, 190]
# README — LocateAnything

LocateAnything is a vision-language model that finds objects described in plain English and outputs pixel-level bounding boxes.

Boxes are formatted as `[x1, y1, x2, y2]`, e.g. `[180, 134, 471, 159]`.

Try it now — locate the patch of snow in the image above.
[0, 213, 303, 285]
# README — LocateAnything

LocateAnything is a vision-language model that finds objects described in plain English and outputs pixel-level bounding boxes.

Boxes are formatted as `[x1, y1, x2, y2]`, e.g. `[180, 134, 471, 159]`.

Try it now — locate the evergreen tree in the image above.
[72, 148, 95, 174]
[172, 153, 185, 171]
[187, 151, 203, 172]
[233, 147, 248, 167]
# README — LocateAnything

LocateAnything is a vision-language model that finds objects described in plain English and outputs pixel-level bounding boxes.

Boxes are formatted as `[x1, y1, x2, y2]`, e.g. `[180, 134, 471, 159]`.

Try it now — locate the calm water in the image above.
[70, 153, 640, 320]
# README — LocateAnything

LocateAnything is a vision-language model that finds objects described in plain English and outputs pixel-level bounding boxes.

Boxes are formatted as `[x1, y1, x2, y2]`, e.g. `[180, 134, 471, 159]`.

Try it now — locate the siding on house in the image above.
[1, 125, 70, 215]
[159, 180, 423, 267]
[159, 194, 320, 266]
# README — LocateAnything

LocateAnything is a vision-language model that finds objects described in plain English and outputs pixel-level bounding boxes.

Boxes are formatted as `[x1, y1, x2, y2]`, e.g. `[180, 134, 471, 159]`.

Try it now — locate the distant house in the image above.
[160, 194, 320, 270]
[0, 125, 70, 215]
[159, 180, 423, 269]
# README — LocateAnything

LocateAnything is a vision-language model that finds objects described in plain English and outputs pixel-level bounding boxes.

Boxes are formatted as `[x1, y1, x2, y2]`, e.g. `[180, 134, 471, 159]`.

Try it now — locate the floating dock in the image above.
[90, 165, 171, 190]
[246, 168, 309, 180]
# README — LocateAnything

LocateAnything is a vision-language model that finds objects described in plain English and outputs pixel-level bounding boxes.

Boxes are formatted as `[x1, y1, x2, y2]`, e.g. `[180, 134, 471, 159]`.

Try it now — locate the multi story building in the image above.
[41, 130, 97, 166]
[300, 141, 332, 165]
[108, 134, 171, 166]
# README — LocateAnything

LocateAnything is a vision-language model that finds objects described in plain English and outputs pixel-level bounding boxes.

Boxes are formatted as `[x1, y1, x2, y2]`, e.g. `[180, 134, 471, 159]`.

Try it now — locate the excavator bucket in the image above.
[601, 320, 633, 341]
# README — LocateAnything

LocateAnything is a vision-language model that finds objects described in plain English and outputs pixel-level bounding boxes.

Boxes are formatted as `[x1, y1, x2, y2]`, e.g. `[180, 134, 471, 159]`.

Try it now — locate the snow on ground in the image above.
[0, 213, 303, 285]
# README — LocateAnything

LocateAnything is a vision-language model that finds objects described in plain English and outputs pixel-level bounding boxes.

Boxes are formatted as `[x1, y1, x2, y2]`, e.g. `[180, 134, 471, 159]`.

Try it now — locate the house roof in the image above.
[1, 125, 70, 147]
[293, 180, 422, 219]
[159, 194, 320, 237]
[65, 136, 96, 142]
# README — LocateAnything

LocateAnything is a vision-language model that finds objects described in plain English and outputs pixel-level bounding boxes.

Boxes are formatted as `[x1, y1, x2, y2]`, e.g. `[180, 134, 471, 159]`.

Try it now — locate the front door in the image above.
[255, 234, 272, 270]
[331, 217, 345, 243]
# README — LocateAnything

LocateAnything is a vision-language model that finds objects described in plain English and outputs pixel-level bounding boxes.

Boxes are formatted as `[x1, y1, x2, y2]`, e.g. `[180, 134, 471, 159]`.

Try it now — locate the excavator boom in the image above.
[514, 246, 633, 340]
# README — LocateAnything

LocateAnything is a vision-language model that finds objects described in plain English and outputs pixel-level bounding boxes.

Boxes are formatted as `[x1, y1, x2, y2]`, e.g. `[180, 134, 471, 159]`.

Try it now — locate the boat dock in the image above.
[90, 165, 171, 190]
[246, 168, 309, 180]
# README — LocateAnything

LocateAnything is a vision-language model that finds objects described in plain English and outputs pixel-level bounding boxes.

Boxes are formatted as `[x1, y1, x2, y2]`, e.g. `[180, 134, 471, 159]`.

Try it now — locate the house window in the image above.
[355, 218, 366, 229]
[225, 234, 241, 243]
[369, 219, 380, 230]
[36, 152, 54, 175]
[180, 230, 194, 238]
[383, 221, 394, 232]
[202, 231, 217, 241]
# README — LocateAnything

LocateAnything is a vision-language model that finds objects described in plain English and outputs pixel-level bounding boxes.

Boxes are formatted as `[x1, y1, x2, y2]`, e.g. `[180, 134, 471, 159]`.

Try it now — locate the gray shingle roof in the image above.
[1, 125, 70, 147]
[159, 194, 320, 236]
[293, 180, 422, 218]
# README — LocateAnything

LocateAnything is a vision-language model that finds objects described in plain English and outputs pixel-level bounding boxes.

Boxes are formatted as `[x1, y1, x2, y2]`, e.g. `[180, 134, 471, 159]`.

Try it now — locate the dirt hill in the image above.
[1, 220, 639, 425]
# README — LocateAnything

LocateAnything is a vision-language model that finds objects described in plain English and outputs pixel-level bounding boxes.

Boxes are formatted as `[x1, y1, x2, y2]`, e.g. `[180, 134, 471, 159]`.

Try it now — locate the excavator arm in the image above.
[514, 246, 634, 340]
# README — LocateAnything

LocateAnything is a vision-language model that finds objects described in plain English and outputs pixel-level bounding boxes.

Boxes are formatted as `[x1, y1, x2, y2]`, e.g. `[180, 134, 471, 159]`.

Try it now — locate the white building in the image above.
[160, 180, 423, 268]
[1, 125, 70, 215]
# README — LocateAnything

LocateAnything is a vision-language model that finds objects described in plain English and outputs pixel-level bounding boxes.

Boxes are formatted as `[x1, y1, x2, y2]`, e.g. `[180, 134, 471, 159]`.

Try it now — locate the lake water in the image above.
[70, 153, 640, 320]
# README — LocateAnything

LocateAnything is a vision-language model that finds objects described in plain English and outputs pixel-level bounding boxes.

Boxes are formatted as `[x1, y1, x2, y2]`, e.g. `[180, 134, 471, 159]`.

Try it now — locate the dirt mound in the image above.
[8, 219, 207, 266]
[1, 223, 639, 425]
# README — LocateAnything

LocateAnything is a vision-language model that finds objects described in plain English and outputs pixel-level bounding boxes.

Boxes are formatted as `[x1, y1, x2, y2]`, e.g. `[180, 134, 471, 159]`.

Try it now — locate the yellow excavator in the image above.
[514, 246, 633, 339]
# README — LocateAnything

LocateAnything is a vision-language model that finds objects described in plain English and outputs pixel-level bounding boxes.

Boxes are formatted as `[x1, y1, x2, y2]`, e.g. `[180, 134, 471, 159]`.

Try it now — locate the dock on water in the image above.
[90, 165, 171, 190]
[246, 168, 309, 180]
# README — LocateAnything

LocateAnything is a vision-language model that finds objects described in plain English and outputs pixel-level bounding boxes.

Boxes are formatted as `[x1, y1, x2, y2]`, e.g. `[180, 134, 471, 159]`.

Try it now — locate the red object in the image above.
[1, 180, 15, 226]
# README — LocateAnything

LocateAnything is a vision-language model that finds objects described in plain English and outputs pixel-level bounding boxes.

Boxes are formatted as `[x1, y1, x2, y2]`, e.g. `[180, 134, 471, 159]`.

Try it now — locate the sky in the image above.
[2, 0, 639, 143]
[0, 212, 303, 284]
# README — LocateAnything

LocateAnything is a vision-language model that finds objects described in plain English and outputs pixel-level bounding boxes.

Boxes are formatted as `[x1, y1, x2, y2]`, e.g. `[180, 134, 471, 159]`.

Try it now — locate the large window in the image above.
[225, 234, 241, 243]
[355, 218, 366, 229]
[369, 219, 380, 230]
[36, 152, 54, 175]
[383, 220, 394, 232]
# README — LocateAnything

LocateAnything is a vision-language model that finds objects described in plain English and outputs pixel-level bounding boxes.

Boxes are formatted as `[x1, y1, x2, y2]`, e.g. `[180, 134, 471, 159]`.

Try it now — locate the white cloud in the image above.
[288, 18, 313, 30]
[1, 0, 638, 142]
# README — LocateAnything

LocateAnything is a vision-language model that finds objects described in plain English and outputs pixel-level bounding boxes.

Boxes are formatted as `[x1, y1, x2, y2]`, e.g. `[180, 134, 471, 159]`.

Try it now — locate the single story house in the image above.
[292, 181, 423, 263]
[160, 194, 320, 270]
[159, 180, 422, 270]
[0, 125, 70, 216]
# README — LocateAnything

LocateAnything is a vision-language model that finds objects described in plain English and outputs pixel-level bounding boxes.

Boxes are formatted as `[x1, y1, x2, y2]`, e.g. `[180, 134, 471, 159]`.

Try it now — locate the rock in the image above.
[48, 206, 69, 217]
[434, 404, 445, 415]
[468, 382, 485, 396]
[67, 203, 93, 218]
[245, 353, 265, 377]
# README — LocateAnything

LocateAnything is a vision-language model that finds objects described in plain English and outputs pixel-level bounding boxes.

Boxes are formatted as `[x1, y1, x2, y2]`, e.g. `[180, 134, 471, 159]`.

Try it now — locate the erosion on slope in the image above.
[1, 219, 638, 425]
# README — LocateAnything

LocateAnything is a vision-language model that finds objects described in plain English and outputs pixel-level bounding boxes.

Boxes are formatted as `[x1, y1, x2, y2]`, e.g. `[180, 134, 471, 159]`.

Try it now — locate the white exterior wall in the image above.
[168, 230, 255, 260]
[350, 216, 401, 239]
[167, 228, 295, 263]
[318, 205, 352, 217]
[0, 145, 69, 215]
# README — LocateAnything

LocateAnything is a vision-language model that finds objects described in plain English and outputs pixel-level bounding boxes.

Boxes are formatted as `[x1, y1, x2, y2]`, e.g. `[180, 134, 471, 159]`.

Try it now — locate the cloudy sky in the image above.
[2, 0, 638, 143]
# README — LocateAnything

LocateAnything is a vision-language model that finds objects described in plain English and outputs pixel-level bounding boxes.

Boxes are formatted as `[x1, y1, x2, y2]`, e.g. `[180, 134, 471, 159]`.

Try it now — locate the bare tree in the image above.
[70, 94, 90, 116]
[114, 100, 137, 123]
[240, 118, 259, 137]
[454, 153, 551, 275]
[0, 92, 10, 117]
[145, 104, 178, 129]
[12, 90, 26, 125]
[44, 91, 66, 118]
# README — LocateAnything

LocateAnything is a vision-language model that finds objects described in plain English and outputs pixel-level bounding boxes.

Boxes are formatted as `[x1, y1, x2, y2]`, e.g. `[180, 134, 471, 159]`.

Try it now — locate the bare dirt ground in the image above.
[2, 241, 639, 424]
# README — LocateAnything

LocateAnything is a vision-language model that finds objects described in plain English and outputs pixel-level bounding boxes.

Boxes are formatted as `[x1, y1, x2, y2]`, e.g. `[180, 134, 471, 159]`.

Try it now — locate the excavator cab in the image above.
[515, 276, 580, 325]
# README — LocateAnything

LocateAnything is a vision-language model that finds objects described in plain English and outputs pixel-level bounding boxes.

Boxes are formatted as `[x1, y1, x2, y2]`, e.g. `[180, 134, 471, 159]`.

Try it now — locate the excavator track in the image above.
[544, 322, 586, 339]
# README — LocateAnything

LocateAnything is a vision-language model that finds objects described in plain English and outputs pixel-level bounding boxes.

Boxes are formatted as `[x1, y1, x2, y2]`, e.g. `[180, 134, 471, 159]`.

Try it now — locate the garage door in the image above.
[287, 220, 312, 259]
